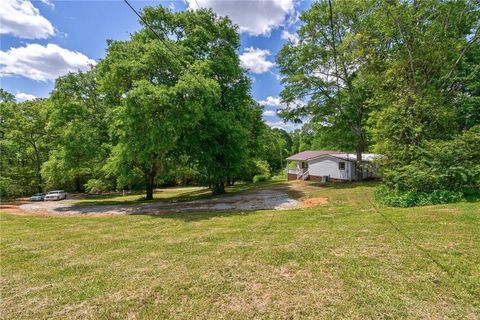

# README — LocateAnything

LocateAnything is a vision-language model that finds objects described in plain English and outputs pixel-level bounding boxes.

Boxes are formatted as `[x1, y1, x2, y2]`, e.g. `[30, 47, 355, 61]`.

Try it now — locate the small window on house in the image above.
[338, 162, 346, 170]
[301, 161, 308, 169]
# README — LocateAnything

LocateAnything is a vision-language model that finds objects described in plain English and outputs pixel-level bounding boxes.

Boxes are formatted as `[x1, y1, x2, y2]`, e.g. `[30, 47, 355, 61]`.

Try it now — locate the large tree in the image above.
[1, 97, 50, 196]
[366, 0, 480, 165]
[277, 0, 375, 181]
[162, 8, 261, 194]
[99, 7, 254, 198]
[42, 70, 110, 191]
[109, 77, 216, 200]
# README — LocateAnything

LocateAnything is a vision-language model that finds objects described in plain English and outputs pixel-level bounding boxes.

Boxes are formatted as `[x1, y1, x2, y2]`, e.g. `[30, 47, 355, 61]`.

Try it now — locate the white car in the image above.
[30, 193, 46, 201]
[44, 190, 67, 201]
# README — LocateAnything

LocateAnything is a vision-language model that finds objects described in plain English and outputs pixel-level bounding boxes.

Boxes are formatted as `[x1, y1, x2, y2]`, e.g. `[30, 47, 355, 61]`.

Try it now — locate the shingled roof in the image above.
[286, 151, 381, 162]
[286, 150, 340, 161]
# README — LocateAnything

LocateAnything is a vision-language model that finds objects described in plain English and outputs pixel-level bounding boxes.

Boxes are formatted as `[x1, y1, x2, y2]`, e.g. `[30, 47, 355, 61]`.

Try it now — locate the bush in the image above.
[84, 179, 112, 194]
[376, 186, 466, 207]
[254, 160, 270, 176]
[379, 125, 480, 206]
[240, 159, 271, 182]
[0, 177, 22, 198]
[271, 168, 288, 181]
[253, 174, 270, 183]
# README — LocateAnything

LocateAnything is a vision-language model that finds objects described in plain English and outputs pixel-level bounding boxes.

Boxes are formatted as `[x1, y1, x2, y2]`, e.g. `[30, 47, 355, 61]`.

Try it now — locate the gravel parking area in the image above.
[17, 188, 299, 216]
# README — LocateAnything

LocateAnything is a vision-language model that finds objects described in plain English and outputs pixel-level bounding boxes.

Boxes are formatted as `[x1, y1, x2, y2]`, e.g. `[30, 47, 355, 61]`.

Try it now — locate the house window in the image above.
[301, 161, 308, 169]
[339, 162, 346, 170]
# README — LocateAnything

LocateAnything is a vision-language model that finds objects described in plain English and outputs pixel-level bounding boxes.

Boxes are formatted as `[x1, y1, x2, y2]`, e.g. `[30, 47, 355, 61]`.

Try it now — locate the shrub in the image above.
[376, 186, 466, 207]
[379, 125, 480, 206]
[240, 159, 271, 182]
[271, 168, 288, 181]
[253, 174, 270, 183]
[84, 179, 111, 194]
[254, 160, 271, 176]
[0, 177, 22, 198]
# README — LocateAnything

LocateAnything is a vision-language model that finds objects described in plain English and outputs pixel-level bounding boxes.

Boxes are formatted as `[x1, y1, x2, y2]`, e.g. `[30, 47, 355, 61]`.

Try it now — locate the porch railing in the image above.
[301, 170, 309, 180]
[288, 168, 309, 180]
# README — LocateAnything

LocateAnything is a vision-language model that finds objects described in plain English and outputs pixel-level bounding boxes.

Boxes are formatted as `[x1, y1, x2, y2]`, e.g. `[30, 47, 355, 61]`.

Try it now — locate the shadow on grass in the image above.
[144, 182, 308, 222]
[49, 181, 382, 221]
[72, 180, 290, 207]
[142, 181, 381, 222]
[307, 180, 381, 191]
[51, 181, 309, 221]
[73, 189, 212, 206]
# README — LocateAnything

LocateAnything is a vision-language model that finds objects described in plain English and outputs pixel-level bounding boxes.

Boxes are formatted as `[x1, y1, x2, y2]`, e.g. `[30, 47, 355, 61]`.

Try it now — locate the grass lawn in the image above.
[1, 182, 479, 319]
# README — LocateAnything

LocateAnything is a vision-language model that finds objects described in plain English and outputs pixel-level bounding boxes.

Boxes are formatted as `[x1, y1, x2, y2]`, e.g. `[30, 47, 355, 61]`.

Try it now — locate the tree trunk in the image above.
[36, 172, 43, 193]
[32, 144, 43, 192]
[145, 173, 155, 200]
[212, 181, 225, 195]
[74, 175, 82, 192]
[355, 137, 365, 182]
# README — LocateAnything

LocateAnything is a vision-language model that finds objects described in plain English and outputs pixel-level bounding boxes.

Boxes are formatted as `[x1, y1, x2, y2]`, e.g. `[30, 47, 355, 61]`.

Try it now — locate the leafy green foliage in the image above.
[0, 89, 15, 103]
[42, 71, 110, 191]
[253, 174, 270, 183]
[277, 0, 378, 180]
[377, 126, 480, 206]
[98, 7, 259, 197]
[281, 0, 479, 205]
[258, 127, 290, 173]
[3, 2, 478, 204]
[376, 187, 465, 208]
[366, 0, 480, 163]
[0, 98, 50, 197]
[84, 179, 111, 194]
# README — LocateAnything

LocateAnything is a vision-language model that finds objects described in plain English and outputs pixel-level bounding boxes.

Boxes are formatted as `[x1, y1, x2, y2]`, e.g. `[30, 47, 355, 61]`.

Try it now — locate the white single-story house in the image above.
[286, 150, 381, 181]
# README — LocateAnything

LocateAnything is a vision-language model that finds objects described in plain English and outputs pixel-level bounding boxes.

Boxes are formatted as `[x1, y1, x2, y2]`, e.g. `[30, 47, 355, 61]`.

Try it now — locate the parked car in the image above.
[44, 190, 67, 201]
[30, 193, 46, 201]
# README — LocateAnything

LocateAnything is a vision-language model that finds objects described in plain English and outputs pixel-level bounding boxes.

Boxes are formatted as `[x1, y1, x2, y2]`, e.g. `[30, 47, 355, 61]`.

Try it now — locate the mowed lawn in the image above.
[1, 182, 479, 319]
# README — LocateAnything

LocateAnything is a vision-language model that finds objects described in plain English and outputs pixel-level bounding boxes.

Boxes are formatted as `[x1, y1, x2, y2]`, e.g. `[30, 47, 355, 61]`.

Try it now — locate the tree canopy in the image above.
[2, 1, 478, 206]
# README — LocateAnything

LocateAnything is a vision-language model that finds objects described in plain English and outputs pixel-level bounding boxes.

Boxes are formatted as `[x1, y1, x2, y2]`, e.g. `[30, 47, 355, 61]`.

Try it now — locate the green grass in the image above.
[70, 180, 285, 206]
[1, 182, 479, 319]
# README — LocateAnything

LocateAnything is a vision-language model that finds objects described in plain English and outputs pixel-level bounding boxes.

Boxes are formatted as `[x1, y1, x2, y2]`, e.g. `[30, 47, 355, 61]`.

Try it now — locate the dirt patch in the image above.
[13, 189, 300, 216]
[4, 182, 330, 217]
[0, 204, 26, 215]
[298, 197, 328, 208]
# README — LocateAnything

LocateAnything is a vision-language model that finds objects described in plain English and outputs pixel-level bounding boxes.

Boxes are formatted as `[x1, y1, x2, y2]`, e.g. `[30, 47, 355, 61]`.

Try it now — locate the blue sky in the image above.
[1, 0, 311, 130]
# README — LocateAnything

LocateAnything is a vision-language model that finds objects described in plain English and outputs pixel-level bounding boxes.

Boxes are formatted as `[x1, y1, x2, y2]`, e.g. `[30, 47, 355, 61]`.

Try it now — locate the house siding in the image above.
[308, 155, 354, 180]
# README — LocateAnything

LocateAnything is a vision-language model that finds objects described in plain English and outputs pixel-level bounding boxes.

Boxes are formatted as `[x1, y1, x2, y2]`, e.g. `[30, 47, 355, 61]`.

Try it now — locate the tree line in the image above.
[1, 1, 479, 206]
[1, 8, 295, 199]
[277, 0, 479, 206]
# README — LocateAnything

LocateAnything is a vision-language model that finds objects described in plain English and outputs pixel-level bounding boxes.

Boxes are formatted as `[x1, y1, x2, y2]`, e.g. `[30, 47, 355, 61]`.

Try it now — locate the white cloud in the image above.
[266, 120, 299, 131]
[0, 0, 55, 39]
[258, 95, 305, 111]
[271, 72, 283, 81]
[0, 43, 96, 81]
[15, 92, 37, 102]
[258, 96, 282, 107]
[186, 0, 295, 36]
[40, 0, 54, 9]
[285, 9, 301, 27]
[239, 47, 274, 74]
[263, 110, 277, 117]
[281, 30, 299, 44]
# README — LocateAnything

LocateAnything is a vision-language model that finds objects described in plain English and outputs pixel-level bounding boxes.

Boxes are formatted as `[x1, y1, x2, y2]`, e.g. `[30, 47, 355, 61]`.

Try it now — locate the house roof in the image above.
[334, 153, 380, 162]
[286, 150, 340, 161]
[286, 151, 380, 162]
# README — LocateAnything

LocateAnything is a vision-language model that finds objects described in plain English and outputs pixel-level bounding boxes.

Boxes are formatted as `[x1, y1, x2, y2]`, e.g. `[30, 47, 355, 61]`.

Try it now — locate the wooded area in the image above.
[1, 0, 479, 206]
